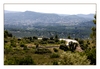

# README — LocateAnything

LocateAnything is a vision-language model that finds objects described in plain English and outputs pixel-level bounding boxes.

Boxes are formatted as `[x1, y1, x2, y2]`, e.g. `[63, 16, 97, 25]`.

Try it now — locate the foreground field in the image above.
[4, 31, 96, 65]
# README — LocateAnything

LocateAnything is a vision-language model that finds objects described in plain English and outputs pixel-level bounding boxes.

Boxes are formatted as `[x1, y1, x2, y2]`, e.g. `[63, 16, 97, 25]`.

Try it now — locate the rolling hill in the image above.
[4, 10, 95, 38]
[4, 10, 94, 26]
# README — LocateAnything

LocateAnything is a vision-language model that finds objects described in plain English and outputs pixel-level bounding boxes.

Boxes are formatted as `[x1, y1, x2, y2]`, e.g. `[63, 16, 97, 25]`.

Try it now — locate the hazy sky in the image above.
[4, 4, 96, 14]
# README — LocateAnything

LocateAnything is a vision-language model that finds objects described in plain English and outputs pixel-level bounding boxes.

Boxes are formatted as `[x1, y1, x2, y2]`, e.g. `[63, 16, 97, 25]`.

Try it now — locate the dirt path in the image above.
[38, 46, 59, 48]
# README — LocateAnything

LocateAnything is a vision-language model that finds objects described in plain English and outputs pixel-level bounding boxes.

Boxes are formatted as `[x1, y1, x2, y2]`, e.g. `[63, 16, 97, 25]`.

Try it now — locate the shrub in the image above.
[78, 39, 84, 44]
[4, 44, 12, 54]
[8, 33, 12, 37]
[33, 36, 38, 40]
[60, 40, 66, 44]
[10, 40, 16, 47]
[40, 40, 47, 44]
[53, 48, 58, 52]
[50, 53, 60, 58]
[4, 30, 13, 38]
[67, 35, 71, 39]
[18, 38, 21, 41]
[20, 43, 25, 47]
[35, 48, 52, 54]
[4, 39, 8, 43]
[86, 48, 96, 65]
[4, 56, 36, 65]
[60, 52, 90, 65]
[36, 44, 39, 48]
[18, 56, 36, 65]
[80, 44, 88, 50]
[26, 39, 31, 43]
[42, 38, 49, 41]
[74, 38, 78, 41]
[23, 45, 28, 50]
[53, 61, 58, 65]
[59, 44, 68, 51]
[50, 36, 54, 40]
[4, 30, 8, 38]
[48, 40, 55, 44]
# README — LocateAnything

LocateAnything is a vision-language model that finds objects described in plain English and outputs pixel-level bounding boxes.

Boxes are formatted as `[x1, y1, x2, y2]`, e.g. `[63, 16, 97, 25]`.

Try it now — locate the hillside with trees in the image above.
[4, 10, 95, 39]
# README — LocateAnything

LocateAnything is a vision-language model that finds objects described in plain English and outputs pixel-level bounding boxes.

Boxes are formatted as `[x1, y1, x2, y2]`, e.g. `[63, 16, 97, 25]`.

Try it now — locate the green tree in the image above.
[93, 15, 96, 24]
[67, 35, 71, 39]
[4, 30, 9, 38]
[33, 36, 38, 40]
[87, 14, 96, 65]
[86, 48, 96, 65]
[50, 36, 54, 40]
[4, 30, 12, 38]
[42, 37, 49, 41]
[55, 35, 59, 42]
[90, 14, 96, 41]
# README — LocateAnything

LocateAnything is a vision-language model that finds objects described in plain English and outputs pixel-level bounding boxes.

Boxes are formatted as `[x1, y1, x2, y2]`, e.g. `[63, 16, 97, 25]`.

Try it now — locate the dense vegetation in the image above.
[4, 25, 93, 39]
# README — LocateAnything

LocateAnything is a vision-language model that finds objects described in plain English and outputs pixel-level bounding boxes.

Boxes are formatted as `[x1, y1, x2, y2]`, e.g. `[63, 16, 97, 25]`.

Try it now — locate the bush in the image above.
[26, 39, 31, 43]
[60, 52, 90, 65]
[48, 40, 55, 44]
[74, 38, 78, 41]
[4, 39, 8, 43]
[53, 61, 58, 65]
[67, 35, 71, 39]
[4, 56, 36, 65]
[4, 30, 8, 38]
[86, 48, 96, 65]
[35, 44, 39, 48]
[10, 40, 16, 47]
[60, 40, 66, 44]
[80, 44, 88, 50]
[4, 30, 13, 38]
[50, 36, 54, 40]
[33, 36, 38, 40]
[20, 42, 25, 47]
[50, 53, 60, 58]
[53, 48, 58, 52]
[18, 38, 21, 41]
[42, 38, 49, 41]
[35, 48, 52, 54]
[59, 44, 68, 51]
[18, 56, 36, 65]
[78, 39, 84, 44]
[23, 45, 28, 50]
[4, 44, 12, 54]
[8, 33, 12, 37]
[40, 40, 47, 44]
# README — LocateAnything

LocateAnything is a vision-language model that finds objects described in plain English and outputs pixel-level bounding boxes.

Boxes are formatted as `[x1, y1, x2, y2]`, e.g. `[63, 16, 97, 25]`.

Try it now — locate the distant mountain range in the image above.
[4, 10, 95, 38]
[4, 10, 94, 26]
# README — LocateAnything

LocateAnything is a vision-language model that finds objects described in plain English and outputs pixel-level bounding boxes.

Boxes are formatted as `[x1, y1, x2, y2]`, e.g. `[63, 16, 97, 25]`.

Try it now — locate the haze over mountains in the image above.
[4, 10, 94, 26]
[4, 10, 95, 38]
